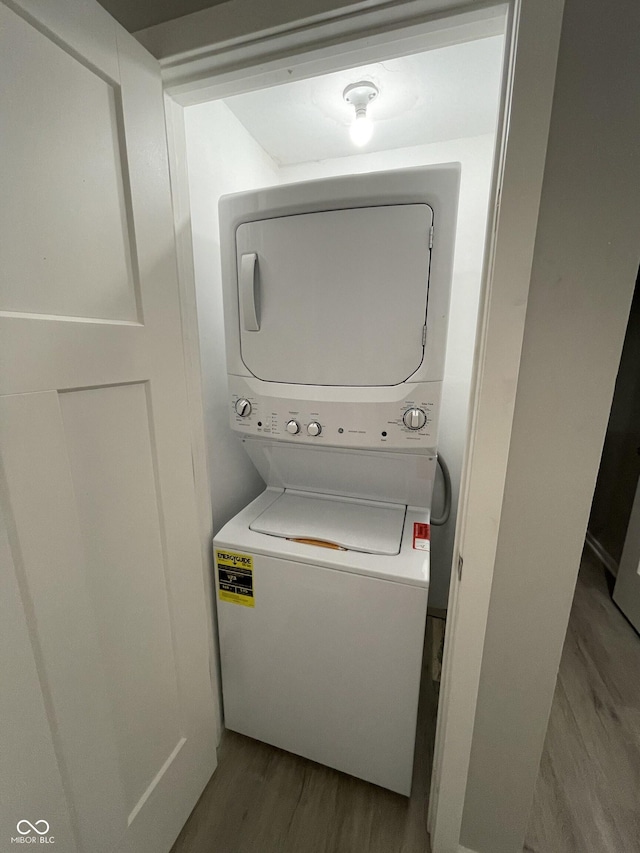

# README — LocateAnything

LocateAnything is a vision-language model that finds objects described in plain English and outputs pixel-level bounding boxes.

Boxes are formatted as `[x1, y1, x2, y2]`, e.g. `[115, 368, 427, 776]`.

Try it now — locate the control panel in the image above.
[228, 377, 441, 451]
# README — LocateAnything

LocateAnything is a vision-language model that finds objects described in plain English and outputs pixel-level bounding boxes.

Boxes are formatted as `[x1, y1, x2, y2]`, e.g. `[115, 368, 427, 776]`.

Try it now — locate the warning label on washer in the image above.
[413, 522, 431, 552]
[216, 550, 254, 607]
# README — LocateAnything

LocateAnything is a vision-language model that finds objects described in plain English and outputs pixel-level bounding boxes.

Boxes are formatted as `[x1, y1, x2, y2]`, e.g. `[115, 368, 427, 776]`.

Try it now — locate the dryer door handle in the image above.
[240, 252, 260, 331]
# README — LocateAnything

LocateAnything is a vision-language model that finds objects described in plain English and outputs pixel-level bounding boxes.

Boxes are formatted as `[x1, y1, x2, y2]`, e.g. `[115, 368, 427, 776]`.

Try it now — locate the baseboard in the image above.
[458, 846, 478, 853]
[585, 530, 618, 577]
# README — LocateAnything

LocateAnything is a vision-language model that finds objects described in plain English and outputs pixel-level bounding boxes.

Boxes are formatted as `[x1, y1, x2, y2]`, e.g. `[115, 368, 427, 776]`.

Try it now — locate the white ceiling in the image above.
[98, 0, 229, 32]
[223, 35, 505, 166]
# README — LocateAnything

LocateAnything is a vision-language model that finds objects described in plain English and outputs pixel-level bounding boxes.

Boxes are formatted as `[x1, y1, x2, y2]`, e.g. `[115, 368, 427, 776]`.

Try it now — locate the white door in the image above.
[0, 1, 218, 852]
[613, 477, 640, 631]
[236, 205, 433, 386]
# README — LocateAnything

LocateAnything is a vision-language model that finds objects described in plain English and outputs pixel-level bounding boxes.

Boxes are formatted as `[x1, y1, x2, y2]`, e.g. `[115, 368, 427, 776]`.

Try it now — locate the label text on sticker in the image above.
[413, 522, 431, 552]
[216, 550, 253, 568]
[216, 550, 254, 607]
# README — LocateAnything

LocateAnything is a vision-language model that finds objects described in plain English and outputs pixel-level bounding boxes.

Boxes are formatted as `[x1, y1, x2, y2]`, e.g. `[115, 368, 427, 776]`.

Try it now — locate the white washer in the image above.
[214, 488, 432, 796]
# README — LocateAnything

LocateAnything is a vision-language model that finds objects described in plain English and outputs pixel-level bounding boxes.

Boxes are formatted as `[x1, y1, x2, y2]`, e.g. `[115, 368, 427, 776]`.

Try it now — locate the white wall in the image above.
[184, 100, 279, 533]
[280, 134, 495, 611]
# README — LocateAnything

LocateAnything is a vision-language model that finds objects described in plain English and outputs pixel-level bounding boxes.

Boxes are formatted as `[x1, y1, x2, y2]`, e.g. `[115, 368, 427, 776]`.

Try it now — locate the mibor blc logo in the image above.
[11, 820, 55, 844]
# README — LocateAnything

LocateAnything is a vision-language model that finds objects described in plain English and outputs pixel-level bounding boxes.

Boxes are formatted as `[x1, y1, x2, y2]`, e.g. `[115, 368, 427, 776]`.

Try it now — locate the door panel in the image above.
[0, 2, 217, 851]
[1, 5, 136, 321]
[0, 513, 79, 852]
[1, 392, 128, 853]
[58, 384, 182, 812]
[236, 204, 433, 386]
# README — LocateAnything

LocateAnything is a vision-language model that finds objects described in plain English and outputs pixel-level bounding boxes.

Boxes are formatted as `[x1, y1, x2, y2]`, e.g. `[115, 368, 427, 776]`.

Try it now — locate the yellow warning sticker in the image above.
[216, 549, 254, 607]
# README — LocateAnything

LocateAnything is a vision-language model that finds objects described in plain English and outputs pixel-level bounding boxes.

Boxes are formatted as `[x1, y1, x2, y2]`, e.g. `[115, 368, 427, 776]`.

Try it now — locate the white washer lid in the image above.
[248, 489, 406, 556]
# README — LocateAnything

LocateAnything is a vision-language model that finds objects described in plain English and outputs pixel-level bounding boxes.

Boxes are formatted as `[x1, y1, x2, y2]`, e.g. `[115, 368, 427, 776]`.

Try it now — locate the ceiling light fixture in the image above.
[343, 81, 379, 147]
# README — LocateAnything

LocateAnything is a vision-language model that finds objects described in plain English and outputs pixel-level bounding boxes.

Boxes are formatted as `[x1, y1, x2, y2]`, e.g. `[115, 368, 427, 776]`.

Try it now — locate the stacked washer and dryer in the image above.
[213, 165, 460, 796]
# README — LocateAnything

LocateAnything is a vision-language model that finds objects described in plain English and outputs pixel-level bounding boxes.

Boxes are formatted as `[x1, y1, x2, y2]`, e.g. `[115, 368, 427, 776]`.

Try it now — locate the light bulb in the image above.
[343, 81, 378, 147]
[350, 111, 373, 146]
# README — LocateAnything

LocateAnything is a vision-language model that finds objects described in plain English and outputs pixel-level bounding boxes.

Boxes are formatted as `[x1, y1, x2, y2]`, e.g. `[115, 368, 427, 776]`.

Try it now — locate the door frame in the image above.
[163, 93, 224, 739]
[155, 1, 565, 849]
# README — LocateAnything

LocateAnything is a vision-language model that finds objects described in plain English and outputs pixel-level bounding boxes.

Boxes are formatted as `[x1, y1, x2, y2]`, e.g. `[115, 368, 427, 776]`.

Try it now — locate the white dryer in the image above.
[220, 165, 459, 449]
[213, 165, 460, 795]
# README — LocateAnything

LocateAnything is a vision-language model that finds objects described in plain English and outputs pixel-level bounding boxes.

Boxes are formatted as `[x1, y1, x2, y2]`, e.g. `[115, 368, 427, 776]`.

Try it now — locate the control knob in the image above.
[307, 422, 322, 437]
[235, 398, 252, 417]
[403, 407, 427, 430]
[286, 420, 300, 435]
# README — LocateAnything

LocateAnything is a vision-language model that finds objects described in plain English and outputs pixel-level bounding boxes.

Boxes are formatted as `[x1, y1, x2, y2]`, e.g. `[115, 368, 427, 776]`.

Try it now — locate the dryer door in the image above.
[235, 204, 433, 386]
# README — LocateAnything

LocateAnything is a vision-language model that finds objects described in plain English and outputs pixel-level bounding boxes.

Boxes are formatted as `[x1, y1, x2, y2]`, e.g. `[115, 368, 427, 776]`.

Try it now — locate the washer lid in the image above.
[249, 489, 406, 556]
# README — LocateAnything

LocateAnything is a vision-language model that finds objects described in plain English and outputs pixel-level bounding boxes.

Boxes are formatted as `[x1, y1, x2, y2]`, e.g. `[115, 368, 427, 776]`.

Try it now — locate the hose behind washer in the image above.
[431, 452, 451, 526]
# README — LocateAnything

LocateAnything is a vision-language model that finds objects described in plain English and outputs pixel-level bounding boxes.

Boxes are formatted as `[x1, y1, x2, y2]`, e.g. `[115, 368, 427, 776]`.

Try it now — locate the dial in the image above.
[286, 420, 300, 435]
[403, 407, 427, 430]
[307, 422, 322, 437]
[235, 398, 252, 417]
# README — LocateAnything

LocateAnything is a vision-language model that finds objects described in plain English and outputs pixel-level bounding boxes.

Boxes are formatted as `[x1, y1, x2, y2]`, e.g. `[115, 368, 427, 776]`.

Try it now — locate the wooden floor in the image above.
[170, 622, 440, 853]
[525, 550, 640, 853]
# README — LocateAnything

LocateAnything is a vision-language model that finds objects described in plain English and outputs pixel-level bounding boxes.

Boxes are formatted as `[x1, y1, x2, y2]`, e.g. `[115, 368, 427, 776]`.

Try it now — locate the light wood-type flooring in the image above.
[525, 550, 640, 852]
[170, 621, 440, 853]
